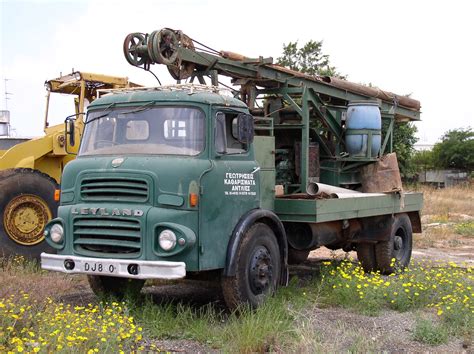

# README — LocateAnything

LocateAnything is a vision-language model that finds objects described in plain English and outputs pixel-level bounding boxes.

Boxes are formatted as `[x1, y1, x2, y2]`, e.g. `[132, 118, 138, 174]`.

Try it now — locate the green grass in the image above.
[412, 317, 449, 345]
[131, 282, 304, 352]
[455, 221, 474, 236]
[0, 255, 41, 274]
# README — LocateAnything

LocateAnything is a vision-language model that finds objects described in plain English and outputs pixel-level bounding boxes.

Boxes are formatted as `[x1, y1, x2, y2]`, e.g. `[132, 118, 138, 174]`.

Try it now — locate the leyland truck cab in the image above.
[42, 85, 289, 307]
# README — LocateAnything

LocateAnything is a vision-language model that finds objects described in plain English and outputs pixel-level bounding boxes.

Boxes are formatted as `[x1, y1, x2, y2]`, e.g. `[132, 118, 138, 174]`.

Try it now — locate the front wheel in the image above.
[375, 214, 413, 274]
[88, 275, 145, 299]
[222, 223, 281, 309]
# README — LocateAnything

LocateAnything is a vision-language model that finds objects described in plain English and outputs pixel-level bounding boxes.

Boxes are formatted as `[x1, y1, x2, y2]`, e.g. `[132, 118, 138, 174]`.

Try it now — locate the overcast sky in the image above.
[1, 0, 473, 144]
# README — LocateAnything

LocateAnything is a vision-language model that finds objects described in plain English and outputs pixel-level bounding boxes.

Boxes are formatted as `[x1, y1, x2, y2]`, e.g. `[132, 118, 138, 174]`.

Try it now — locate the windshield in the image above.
[79, 106, 205, 156]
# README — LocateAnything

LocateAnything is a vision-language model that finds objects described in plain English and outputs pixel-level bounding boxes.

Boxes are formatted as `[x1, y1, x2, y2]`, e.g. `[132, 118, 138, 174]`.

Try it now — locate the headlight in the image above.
[50, 224, 64, 243]
[74, 72, 82, 81]
[44, 82, 52, 91]
[159, 230, 176, 251]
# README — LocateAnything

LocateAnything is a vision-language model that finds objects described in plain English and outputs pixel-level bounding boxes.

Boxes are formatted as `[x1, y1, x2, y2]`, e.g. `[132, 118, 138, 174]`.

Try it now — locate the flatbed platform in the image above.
[275, 192, 423, 223]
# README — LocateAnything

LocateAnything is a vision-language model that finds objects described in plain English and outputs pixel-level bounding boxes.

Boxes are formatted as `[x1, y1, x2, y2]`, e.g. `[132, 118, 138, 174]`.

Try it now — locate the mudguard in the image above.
[224, 208, 289, 286]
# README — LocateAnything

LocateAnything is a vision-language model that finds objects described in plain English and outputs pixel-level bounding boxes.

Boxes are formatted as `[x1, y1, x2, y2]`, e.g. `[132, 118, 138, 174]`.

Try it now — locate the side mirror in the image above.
[64, 114, 78, 147]
[237, 113, 254, 144]
[215, 112, 227, 154]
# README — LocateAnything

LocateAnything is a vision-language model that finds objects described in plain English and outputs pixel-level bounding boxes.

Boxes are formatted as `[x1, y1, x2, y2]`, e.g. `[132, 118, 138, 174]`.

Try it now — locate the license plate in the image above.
[82, 261, 118, 274]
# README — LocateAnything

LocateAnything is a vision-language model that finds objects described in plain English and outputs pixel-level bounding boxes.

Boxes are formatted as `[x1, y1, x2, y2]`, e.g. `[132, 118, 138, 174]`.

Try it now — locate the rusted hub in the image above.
[3, 194, 52, 245]
[249, 246, 273, 294]
[394, 235, 403, 251]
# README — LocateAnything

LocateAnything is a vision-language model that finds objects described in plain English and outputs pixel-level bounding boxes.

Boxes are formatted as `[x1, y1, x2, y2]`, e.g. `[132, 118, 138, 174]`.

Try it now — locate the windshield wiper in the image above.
[85, 101, 156, 125]
[119, 101, 155, 115]
[85, 102, 116, 125]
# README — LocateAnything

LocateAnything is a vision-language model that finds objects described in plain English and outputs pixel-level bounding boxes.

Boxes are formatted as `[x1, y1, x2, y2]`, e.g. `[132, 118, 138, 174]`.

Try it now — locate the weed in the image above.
[131, 281, 302, 352]
[0, 294, 143, 353]
[0, 256, 80, 301]
[0, 255, 41, 274]
[412, 317, 449, 345]
[455, 221, 474, 237]
[318, 259, 473, 325]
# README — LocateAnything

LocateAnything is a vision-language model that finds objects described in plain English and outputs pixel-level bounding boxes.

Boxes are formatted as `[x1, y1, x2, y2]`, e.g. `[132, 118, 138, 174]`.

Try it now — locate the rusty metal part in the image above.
[3, 194, 52, 246]
[167, 34, 196, 80]
[295, 142, 319, 180]
[123, 33, 149, 67]
[322, 76, 421, 111]
[148, 29, 179, 65]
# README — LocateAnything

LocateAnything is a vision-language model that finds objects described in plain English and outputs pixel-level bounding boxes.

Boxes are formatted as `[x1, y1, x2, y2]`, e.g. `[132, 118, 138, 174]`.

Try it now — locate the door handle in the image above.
[251, 167, 260, 174]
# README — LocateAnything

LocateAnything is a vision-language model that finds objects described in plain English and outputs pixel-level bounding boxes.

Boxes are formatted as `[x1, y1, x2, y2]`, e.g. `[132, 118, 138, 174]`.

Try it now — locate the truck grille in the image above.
[73, 217, 141, 257]
[80, 177, 149, 203]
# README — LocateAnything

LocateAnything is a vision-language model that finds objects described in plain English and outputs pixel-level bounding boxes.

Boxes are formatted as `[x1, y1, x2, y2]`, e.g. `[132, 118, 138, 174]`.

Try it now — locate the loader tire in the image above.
[375, 214, 413, 274]
[0, 168, 58, 259]
[222, 223, 281, 310]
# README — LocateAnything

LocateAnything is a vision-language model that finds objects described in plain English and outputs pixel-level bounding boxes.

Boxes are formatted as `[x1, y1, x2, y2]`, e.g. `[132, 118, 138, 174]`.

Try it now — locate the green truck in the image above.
[41, 29, 422, 309]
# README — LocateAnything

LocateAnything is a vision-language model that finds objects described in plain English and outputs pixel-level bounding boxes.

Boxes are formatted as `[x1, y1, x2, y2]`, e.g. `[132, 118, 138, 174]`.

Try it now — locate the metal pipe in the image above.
[322, 76, 421, 111]
[44, 91, 51, 131]
[306, 182, 360, 196]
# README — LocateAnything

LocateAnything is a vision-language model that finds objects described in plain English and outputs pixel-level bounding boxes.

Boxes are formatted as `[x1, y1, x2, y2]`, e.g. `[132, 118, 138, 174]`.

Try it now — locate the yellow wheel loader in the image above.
[0, 72, 139, 258]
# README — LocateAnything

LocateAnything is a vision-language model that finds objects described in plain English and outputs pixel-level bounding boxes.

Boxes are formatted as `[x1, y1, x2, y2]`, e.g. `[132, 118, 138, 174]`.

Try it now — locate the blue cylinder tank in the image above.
[345, 101, 381, 157]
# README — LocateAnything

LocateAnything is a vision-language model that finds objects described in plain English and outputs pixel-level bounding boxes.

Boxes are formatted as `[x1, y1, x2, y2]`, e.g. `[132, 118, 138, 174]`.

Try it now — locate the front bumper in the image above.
[41, 253, 186, 280]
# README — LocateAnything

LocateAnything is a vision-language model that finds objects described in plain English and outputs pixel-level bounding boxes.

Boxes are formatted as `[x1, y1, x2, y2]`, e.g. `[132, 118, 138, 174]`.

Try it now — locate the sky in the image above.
[1, 0, 473, 144]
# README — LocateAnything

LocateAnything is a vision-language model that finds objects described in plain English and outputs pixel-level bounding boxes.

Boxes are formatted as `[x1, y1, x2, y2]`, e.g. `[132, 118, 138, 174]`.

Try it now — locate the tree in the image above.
[412, 149, 435, 170]
[276, 40, 345, 78]
[391, 122, 418, 179]
[431, 127, 473, 170]
[277, 40, 418, 178]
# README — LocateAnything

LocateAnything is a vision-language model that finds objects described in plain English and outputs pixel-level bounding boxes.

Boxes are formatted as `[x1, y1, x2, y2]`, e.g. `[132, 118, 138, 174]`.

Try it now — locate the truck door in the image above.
[198, 110, 259, 270]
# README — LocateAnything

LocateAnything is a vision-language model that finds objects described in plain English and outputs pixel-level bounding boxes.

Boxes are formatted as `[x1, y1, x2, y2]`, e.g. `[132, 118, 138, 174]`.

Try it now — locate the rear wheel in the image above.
[88, 275, 145, 299]
[222, 223, 281, 309]
[0, 168, 58, 259]
[375, 214, 413, 274]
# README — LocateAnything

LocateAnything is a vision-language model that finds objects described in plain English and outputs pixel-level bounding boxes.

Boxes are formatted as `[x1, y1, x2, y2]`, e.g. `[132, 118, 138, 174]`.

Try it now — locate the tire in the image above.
[0, 168, 58, 259]
[375, 214, 413, 274]
[222, 223, 281, 310]
[356, 243, 377, 273]
[287, 247, 310, 265]
[88, 275, 145, 299]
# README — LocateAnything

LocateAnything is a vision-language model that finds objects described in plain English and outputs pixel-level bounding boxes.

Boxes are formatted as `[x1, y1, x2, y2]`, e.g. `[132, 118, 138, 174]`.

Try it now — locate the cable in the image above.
[141, 66, 161, 86]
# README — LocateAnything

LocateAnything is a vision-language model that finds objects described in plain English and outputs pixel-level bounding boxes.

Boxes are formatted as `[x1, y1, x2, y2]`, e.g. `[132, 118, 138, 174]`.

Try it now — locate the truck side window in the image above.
[215, 112, 247, 154]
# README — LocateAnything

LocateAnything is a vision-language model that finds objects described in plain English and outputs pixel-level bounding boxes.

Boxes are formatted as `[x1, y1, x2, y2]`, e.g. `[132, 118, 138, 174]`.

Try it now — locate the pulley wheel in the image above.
[167, 34, 196, 80]
[123, 32, 148, 67]
[147, 28, 179, 65]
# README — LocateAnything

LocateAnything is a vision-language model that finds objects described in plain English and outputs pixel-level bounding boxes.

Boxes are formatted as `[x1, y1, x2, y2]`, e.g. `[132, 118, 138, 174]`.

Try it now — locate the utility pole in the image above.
[4, 78, 12, 110]
[1, 79, 12, 136]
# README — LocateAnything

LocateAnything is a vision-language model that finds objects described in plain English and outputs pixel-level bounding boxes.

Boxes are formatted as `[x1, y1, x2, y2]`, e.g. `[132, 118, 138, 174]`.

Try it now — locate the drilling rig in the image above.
[40, 29, 422, 309]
